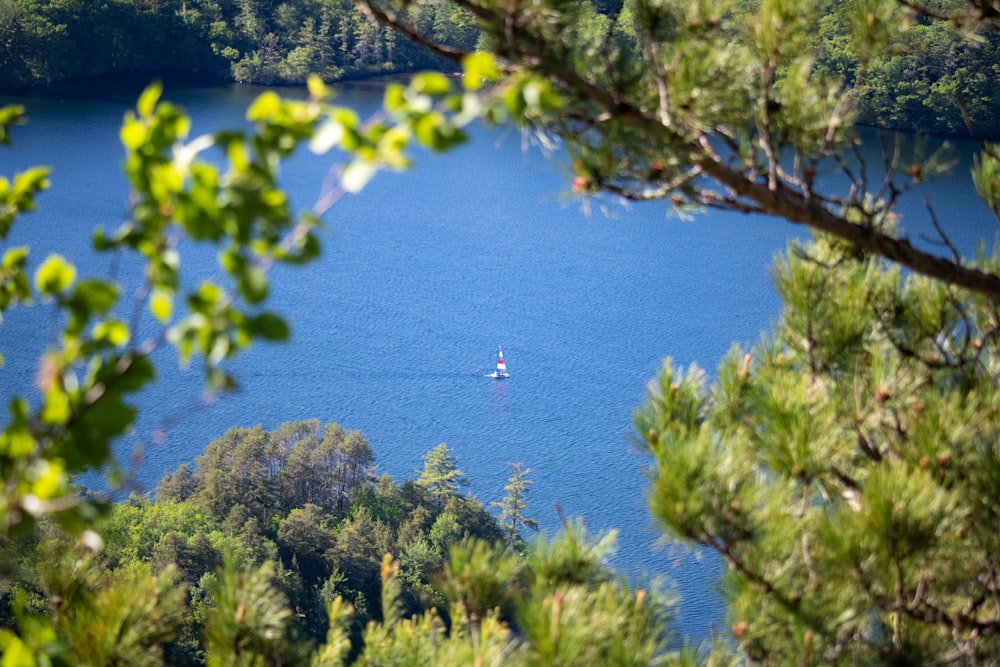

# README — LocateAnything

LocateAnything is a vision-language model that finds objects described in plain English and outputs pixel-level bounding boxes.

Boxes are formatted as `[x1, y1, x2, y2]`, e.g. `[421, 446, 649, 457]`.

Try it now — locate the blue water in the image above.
[1, 77, 996, 643]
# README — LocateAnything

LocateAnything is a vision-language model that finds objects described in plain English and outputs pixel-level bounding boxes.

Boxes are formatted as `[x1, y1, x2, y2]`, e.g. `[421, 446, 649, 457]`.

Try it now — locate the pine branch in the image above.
[429, 0, 1000, 302]
[357, 0, 469, 65]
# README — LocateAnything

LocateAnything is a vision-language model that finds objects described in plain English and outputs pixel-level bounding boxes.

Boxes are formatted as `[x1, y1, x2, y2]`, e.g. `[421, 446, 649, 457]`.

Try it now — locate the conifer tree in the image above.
[416, 443, 469, 504]
[491, 462, 539, 548]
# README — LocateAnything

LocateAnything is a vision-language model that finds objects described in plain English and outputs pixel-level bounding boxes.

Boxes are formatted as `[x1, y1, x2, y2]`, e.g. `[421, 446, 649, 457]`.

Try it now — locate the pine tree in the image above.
[491, 462, 539, 548]
[632, 234, 1000, 662]
[416, 443, 469, 504]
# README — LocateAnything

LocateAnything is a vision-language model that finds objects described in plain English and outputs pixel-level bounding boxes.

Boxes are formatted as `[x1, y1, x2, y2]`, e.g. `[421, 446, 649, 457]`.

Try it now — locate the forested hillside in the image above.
[2, 0, 999, 134]
[0, 0, 478, 87]
[2, 421, 513, 665]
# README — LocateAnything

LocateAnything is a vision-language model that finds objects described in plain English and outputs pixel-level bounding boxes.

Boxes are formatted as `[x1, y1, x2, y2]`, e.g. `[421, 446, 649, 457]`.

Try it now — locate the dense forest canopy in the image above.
[3, 422, 515, 664]
[2, 0, 1000, 134]
[0, 0, 478, 86]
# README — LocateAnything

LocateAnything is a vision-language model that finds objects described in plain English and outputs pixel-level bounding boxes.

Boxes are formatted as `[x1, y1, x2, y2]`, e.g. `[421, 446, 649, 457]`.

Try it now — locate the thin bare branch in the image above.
[357, 0, 469, 65]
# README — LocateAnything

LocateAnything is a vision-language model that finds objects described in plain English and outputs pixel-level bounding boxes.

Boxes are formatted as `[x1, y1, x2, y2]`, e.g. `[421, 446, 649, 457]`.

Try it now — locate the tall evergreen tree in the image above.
[491, 462, 538, 548]
[415, 443, 469, 504]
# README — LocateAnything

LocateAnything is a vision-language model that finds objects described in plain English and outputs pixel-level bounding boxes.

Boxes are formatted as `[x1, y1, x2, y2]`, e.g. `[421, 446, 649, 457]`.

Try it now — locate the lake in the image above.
[1, 76, 995, 643]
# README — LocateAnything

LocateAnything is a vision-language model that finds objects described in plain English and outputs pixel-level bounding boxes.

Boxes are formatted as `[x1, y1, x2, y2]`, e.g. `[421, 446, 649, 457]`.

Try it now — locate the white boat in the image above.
[487, 345, 509, 378]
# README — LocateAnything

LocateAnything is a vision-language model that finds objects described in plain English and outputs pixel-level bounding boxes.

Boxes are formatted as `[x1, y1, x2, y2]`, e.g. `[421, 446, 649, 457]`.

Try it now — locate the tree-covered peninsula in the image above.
[3, 421, 521, 665]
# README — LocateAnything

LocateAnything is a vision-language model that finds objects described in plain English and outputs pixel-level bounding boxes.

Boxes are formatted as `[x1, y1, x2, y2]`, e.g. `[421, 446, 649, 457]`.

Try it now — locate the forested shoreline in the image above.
[2, 421, 524, 665]
[2, 0, 999, 135]
[0, 0, 475, 88]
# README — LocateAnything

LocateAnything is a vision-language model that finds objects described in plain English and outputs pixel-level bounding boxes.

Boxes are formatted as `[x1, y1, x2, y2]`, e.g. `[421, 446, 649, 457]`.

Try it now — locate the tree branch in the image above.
[400, 0, 1000, 301]
[508, 30, 1000, 300]
[357, 0, 469, 65]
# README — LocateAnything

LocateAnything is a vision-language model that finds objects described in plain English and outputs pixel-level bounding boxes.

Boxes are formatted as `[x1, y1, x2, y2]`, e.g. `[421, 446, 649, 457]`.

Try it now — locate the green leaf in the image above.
[384, 83, 407, 112]
[462, 53, 501, 91]
[307, 74, 329, 100]
[62, 400, 129, 471]
[379, 127, 410, 161]
[412, 72, 453, 97]
[29, 460, 67, 501]
[1, 168, 50, 238]
[150, 288, 173, 323]
[3, 247, 29, 269]
[34, 254, 76, 296]
[73, 279, 119, 314]
[239, 266, 269, 304]
[56, 355, 155, 471]
[137, 82, 163, 118]
[248, 312, 289, 341]
[247, 91, 282, 122]
[120, 116, 148, 151]
[16, 166, 51, 192]
[107, 354, 155, 394]
[193, 281, 224, 308]
[93, 320, 130, 347]
[41, 384, 71, 425]
[415, 112, 467, 152]
[503, 85, 527, 121]
[219, 248, 246, 275]
[0, 104, 27, 145]
[0, 400, 35, 458]
[64, 279, 118, 337]
[0, 630, 32, 666]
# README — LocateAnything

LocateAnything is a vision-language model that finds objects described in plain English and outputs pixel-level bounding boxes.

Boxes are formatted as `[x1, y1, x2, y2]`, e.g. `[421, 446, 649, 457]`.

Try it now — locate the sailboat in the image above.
[487, 345, 509, 378]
